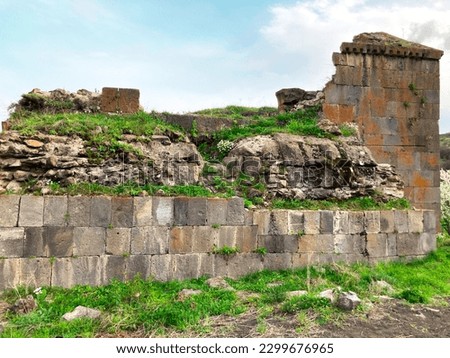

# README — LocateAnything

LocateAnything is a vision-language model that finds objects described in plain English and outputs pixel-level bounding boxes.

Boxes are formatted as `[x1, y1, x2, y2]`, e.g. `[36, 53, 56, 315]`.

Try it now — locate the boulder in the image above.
[62, 306, 101, 321]
[336, 291, 361, 311]
[177, 289, 202, 301]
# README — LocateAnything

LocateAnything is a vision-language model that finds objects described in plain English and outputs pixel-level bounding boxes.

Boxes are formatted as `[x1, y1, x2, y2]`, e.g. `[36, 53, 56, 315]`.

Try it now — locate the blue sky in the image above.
[1, 0, 450, 132]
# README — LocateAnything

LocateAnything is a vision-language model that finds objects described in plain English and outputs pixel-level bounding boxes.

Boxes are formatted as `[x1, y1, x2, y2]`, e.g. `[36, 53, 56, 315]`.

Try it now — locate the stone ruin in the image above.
[277, 32, 443, 222]
[2, 86, 140, 130]
[0, 32, 444, 289]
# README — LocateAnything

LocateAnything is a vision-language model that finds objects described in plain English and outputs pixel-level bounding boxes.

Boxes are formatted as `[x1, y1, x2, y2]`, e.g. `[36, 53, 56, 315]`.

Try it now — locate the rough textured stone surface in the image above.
[0, 195, 20, 227]
[324, 32, 442, 215]
[101, 87, 140, 114]
[62, 306, 101, 321]
[225, 133, 403, 201]
[336, 291, 361, 311]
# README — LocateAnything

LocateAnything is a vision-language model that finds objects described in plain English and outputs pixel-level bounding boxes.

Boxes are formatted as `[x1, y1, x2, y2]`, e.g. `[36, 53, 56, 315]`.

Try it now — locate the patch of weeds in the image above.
[396, 289, 428, 304]
[272, 197, 410, 211]
[211, 223, 221, 229]
[281, 294, 330, 313]
[212, 245, 240, 256]
[253, 247, 267, 255]
[339, 124, 356, 137]
[408, 83, 419, 96]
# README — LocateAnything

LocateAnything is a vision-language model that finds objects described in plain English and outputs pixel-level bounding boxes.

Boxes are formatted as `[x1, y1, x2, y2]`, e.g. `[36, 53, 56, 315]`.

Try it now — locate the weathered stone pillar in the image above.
[323, 32, 443, 215]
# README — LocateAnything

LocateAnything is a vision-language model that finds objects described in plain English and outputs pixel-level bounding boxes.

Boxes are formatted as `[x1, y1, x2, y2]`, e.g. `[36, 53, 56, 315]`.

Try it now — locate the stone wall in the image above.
[0, 194, 436, 290]
[323, 32, 443, 215]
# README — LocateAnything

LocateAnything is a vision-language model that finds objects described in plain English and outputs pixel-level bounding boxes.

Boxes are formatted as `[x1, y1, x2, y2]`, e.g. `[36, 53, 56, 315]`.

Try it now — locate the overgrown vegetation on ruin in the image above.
[1, 234, 449, 338]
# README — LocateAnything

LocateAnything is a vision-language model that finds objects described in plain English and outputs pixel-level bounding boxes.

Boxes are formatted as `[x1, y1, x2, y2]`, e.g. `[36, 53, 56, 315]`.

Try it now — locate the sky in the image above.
[1, 0, 450, 133]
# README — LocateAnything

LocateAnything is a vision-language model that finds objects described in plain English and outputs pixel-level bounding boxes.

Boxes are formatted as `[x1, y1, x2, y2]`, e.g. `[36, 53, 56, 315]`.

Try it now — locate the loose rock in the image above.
[336, 291, 361, 311]
[177, 289, 202, 301]
[62, 306, 101, 321]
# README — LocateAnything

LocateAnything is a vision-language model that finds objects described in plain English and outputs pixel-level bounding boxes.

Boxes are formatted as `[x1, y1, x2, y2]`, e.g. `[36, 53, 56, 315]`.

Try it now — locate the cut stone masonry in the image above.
[0, 195, 437, 290]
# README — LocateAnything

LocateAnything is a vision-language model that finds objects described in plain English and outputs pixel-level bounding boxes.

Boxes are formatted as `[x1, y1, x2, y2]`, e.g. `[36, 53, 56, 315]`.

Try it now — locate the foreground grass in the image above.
[1, 235, 449, 338]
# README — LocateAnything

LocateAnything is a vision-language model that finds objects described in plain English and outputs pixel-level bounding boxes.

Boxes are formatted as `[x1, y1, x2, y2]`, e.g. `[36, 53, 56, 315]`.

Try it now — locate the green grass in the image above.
[197, 106, 327, 161]
[42, 181, 214, 198]
[9, 111, 185, 161]
[192, 105, 278, 119]
[272, 197, 411, 211]
[1, 236, 449, 337]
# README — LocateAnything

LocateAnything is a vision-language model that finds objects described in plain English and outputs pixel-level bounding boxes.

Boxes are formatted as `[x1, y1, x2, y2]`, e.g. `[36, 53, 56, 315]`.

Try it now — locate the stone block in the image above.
[173, 197, 189, 226]
[101, 87, 140, 114]
[262, 253, 292, 271]
[268, 210, 289, 235]
[67, 196, 91, 227]
[111, 197, 134, 228]
[423, 210, 437, 233]
[152, 197, 174, 226]
[43, 196, 68, 226]
[293, 252, 342, 267]
[90, 196, 111, 227]
[52, 256, 102, 288]
[214, 255, 229, 277]
[168, 226, 193, 254]
[303, 211, 320, 234]
[106, 228, 131, 255]
[218, 226, 237, 248]
[187, 198, 207, 225]
[380, 211, 395, 233]
[173, 254, 200, 280]
[150, 254, 173, 281]
[320, 211, 334, 234]
[298, 234, 334, 253]
[227, 253, 263, 279]
[133, 197, 152, 227]
[408, 210, 424, 233]
[19, 196, 44, 227]
[198, 253, 215, 278]
[20, 258, 52, 288]
[132, 226, 169, 255]
[0, 259, 20, 290]
[333, 211, 349, 234]
[386, 233, 398, 256]
[103, 255, 127, 284]
[258, 234, 298, 253]
[364, 211, 381, 233]
[72, 227, 105, 256]
[24, 227, 45, 257]
[236, 226, 258, 253]
[397, 233, 421, 256]
[206, 198, 228, 226]
[0, 195, 20, 227]
[348, 212, 364, 234]
[192, 226, 219, 253]
[127, 255, 152, 280]
[414, 187, 440, 204]
[288, 210, 304, 234]
[366, 233, 388, 258]
[394, 211, 409, 233]
[334, 233, 364, 254]
[227, 197, 245, 225]
[44, 227, 74, 257]
[420, 232, 436, 253]
[0, 228, 24, 257]
[253, 210, 271, 235]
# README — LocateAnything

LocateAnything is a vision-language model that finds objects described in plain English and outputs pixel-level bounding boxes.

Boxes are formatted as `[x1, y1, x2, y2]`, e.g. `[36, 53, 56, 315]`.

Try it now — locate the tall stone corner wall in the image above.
[0, 194, 437, 291]
[323, 32, 444, 217]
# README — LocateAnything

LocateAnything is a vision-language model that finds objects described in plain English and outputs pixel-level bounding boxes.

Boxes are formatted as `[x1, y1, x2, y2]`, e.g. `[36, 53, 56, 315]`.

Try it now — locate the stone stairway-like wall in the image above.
[0, 195, 437, 290]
